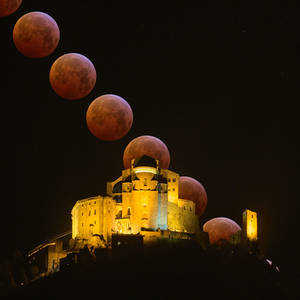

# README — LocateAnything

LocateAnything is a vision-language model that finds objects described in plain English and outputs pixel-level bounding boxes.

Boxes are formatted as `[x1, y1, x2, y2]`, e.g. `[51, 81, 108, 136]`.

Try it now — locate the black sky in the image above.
[0, 0, 299, 278]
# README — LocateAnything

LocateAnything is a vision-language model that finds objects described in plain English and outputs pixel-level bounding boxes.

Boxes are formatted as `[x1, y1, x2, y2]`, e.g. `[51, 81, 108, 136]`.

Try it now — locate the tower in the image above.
[242, 209, 258, 252]
[122, 155, 168, 233]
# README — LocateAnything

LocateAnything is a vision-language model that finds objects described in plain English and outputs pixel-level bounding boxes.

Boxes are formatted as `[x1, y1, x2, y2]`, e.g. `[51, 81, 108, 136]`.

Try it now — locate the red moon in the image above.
[203, 217, 241, 245]
[0, 0, 22, 17]
[49, 53, 96, 100]
[86, 94, 133, 141]
[13, 11, 59, 58]
[178, 176, 207, 216]
[123, 135, 170, 169]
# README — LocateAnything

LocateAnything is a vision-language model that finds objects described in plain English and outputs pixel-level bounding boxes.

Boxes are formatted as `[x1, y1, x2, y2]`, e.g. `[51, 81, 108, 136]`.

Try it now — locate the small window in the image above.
[184, 206, 186, 210]
[94, 201, 96, 204]
[89, 211, 91, 216]
[94, 209, 96, 215]
[168, 178, 171, 182]
[173, 178, 176, 182]
[94, 220, 96, 224]
[82, 223, 83, 227]
[82, 212, 84, 216]
[127, 208, 131, 215]
[168, 188, 171, 191]
[173, 188, 175, 191]
[190, 207, 192, 212]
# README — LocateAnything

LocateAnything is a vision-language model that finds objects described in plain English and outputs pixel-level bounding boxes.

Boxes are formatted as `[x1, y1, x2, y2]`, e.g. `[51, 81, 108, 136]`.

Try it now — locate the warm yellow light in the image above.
[134, 166, 157, 174]
[28, 242, 56, 257]
[244, 209, 257, 241]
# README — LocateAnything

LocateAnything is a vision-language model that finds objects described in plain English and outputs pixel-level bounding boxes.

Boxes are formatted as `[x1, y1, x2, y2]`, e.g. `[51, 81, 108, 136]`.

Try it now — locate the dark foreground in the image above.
[0, 241, 294, 299]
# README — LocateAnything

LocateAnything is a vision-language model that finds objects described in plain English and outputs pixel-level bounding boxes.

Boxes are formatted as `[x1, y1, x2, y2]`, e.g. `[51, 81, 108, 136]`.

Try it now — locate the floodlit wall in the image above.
[157, 190, 168, 230]
[71, 167, 200, 248]
[71, 196, 116, 246]
[167, 202, 181, 232]
[179, 199, 197, 233]
[243, 209, 258, 241]
[72, 196, 102, 239]
[161, 169, 179, 205]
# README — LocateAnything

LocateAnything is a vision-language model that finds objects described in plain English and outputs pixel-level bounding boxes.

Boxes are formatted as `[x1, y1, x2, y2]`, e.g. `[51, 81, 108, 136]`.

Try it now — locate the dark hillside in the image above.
[2, 241, 289, 300]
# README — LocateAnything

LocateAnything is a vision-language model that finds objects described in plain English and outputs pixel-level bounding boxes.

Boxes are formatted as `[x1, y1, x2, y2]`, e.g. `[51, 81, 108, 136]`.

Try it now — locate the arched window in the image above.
[127, 208, 131, 215]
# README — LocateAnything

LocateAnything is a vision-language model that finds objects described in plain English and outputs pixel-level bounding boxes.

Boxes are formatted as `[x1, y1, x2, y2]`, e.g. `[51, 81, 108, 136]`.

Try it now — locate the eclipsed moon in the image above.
[13, 11, 60, 58]
[49, 53, 96, 100]
[0, 0, 22, 17]
[86, 94, 133, 141]
[203, 217, 241, 245]
[178, 176, 207, 216]
[123, 135, 170, 169]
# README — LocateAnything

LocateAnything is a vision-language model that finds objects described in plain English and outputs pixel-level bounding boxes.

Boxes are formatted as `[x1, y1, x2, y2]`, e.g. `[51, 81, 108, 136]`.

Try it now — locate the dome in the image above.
[178, 176, 207, 216]
[203, 217, 241, 245]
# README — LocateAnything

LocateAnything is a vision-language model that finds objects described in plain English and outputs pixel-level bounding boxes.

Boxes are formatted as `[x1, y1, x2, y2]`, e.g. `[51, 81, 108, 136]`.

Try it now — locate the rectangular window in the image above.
[168, 178, 171, 182]
[82, 223, 83, 227]
[94, 209, 96, 215]
[173, 178, 176, 182]
[82, 212, 84, 216]
[173, 188, 175, 191]
[94, 201, 96, 204]
[89, 211, 91, 216]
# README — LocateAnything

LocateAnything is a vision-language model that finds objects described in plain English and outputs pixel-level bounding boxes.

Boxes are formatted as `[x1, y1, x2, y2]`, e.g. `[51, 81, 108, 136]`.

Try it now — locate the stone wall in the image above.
[71, 167, 200, 249]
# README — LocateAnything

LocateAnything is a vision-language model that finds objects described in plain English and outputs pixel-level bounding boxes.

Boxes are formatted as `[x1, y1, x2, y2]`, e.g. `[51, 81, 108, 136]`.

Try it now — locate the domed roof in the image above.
[178, 176, 207, 216]
[203, 217, 241, 245]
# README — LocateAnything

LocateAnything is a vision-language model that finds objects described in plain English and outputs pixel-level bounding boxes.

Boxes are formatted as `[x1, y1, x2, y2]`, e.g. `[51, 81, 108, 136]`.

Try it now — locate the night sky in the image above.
[0, 0, 299, 278]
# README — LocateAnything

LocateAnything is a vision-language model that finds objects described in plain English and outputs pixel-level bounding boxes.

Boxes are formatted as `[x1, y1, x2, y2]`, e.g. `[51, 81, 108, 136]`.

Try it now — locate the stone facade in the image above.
[71, 157, 200, 248]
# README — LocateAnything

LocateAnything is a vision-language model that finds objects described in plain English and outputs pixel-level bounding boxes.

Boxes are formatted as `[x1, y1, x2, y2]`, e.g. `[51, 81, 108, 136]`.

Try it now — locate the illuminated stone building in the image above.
[70, 156, 200, 248]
